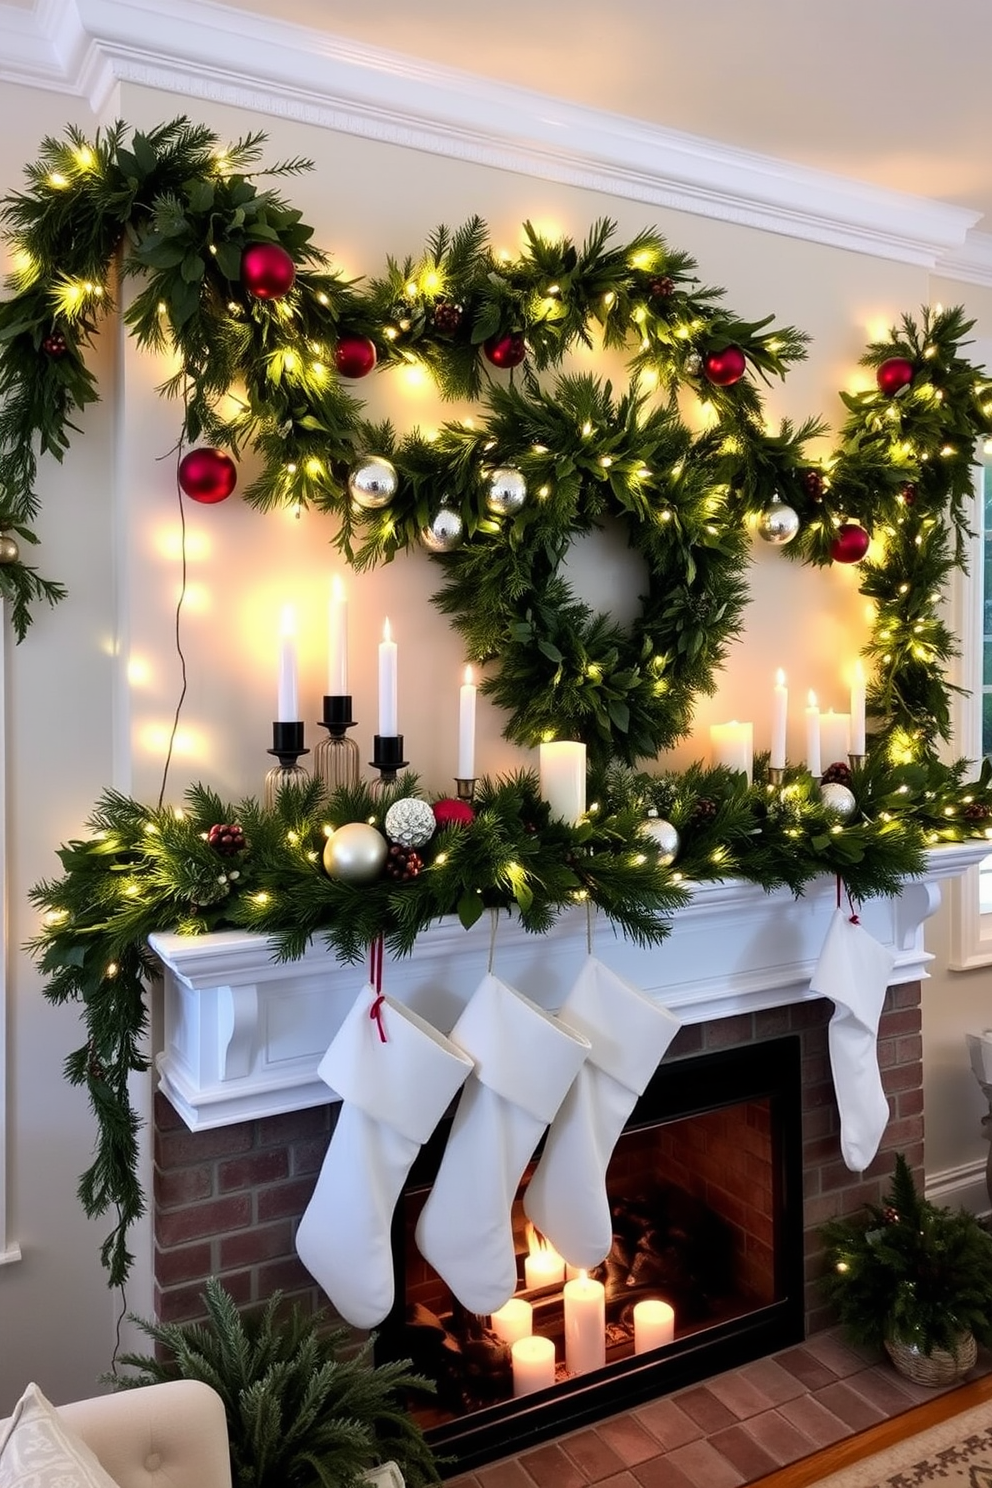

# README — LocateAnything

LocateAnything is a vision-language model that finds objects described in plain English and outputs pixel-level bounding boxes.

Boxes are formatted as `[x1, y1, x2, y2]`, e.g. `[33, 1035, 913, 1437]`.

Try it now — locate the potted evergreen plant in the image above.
[818, 1153, 992, 1385]
[109, 1276, 441, 1488]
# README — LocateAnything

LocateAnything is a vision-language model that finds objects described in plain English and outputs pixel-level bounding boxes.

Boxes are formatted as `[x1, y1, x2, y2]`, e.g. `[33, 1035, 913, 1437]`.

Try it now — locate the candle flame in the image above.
[280, 604, 296, 637]
[383, 617, 392, 642]
[525, 1222, 561, 1264]
[775, 668, 786, 686]
[332, 574, 346, 600]
[463, 663, 474, 685]
[807, 690, 818, 708]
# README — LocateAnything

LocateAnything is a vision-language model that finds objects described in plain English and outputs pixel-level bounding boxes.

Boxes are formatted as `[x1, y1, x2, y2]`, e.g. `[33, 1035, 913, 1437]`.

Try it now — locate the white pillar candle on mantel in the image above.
[458, 665, 477, 779]
[819, 711, 851, 768]
[805, 691, 821, 777]
[378, 618, 398, 736]
[511, 1334, 556, 1396]
[277, 605, 299, 722]
[709, 720, 753, 783]
[539, 741, 587, 822]
[490, 1297, 533, 1347]
[771, 670, 788, 770]
[850, 660, 867, 755]
[633, 1298, 675, 1353]
[563, 1271, 606, 1376]
[524, 1242, 565, 1290]
[328, 576, 348, 696]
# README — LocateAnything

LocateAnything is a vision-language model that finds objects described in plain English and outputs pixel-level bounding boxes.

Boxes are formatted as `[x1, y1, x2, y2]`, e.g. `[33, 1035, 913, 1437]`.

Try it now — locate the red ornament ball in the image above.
[483, 332, 527, 370]
[178, 447, 238, 504]
[876, 357, 914, 397]
[42, 331, 68, 358]
[334, 334, 378, 379]
[830, 522, 871, 564]
[240, 242, 296, 300]
[432, 797, 476, 828]
[702, 344, 747, 387]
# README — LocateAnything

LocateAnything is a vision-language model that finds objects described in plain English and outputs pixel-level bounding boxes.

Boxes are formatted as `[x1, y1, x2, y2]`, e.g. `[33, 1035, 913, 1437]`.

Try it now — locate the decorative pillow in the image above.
[0, 1383, 121, 1488]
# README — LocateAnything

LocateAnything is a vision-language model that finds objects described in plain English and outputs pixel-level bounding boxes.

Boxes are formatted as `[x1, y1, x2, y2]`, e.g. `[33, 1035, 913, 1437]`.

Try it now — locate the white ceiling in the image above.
[206, 0, 992, 229]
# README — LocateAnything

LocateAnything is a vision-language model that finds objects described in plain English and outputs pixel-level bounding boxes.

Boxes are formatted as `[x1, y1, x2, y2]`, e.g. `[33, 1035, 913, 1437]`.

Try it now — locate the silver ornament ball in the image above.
[684, 351, 703, 378]
[486, 466, 528, 518]
[421, 507, 464, 553]
[757, 495, 800, 546]
[384, 797, 436, 849]
[0, 533, 19, 565]
[820, 782, 857, 820]
[348, 456, 399, 510]
[641, 814, 681, 866]
[322, 821, 388, 882]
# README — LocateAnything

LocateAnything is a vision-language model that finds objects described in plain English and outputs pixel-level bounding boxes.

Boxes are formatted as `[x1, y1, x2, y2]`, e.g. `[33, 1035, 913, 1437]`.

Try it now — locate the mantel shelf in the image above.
[150, 843, 987, 1130]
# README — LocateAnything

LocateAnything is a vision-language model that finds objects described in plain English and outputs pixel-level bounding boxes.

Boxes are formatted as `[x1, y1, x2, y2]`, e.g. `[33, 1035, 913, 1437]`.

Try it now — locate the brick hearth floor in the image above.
[446, 1329, 992, 1488]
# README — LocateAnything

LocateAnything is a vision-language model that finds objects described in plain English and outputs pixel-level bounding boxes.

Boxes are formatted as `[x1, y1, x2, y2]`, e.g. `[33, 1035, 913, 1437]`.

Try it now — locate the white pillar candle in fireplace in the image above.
[524, 1243, 565, 1290]
[819, 710, 851, 768]
[511, 1334, 556, 1396]
[490, 1297, 533, 1346]
[539, 741, 587, 822]
[563, 1271, 605, 1376]
[633, 1298, 675, 1353]
[709, 720, 753, 782]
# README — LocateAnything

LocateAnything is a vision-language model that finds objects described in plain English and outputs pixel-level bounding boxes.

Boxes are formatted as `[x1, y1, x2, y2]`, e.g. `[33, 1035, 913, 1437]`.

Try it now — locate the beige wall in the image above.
[2, 71, 991, 1410]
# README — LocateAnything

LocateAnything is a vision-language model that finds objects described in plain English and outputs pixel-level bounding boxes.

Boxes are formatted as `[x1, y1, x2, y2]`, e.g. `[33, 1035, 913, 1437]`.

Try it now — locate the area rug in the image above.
[814, 1396, 992, 1485]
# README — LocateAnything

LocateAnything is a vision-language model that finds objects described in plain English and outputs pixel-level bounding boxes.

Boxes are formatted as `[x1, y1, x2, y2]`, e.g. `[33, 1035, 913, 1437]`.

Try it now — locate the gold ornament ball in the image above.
[486, 466, 528, 517]
[348, 457, 399, 510]
[820, 782, 857, 819]
[641, 814, 681, 866]
[756, 495, 800, 545]
[322, 821, 388, 882]
[0, 533, 19, 565]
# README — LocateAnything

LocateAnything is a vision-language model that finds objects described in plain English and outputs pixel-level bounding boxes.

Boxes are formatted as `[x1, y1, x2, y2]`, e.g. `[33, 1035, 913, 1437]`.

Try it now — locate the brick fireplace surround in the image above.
[153, 980, 932, 1484]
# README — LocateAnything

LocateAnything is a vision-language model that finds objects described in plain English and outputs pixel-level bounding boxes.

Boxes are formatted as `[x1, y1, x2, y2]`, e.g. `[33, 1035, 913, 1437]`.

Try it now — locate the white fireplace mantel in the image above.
[150, 844, 987, 1131]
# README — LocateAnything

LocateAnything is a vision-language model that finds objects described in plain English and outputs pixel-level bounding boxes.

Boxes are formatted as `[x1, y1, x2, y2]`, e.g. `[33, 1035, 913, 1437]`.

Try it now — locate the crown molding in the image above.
[2, 0, 992, 282]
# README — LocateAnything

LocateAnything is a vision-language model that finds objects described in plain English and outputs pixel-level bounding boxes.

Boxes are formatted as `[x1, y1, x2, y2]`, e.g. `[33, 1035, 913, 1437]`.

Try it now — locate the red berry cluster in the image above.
[821, 761, 853, 787]
[207, 822, 247, 856]
[384, 843, 423, 880]
[647, 275, 674, 299]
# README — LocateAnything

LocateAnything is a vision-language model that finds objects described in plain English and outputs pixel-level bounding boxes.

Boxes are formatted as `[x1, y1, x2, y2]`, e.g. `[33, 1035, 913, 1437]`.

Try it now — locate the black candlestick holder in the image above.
[314, 696, 360, 794]
[264, 720, 310, 808]
[370, 733, 408, 788]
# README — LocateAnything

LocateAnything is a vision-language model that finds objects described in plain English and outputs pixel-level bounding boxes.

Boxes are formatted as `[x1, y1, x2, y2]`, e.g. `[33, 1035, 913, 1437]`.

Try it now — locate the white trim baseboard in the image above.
[0, 0, 988, 279]
[925, 1158, 990, 1217]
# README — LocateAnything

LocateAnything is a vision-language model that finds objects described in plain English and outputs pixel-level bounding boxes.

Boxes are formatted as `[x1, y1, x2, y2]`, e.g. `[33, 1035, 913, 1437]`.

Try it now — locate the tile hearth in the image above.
[445, 1330, 991, 1488]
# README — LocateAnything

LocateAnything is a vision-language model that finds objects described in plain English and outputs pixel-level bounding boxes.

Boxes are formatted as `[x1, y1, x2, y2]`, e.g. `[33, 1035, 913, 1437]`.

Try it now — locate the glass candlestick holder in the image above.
[264, 720, 310, 809]
[314, 696, 360, 795]
[370, 733, 409, 790]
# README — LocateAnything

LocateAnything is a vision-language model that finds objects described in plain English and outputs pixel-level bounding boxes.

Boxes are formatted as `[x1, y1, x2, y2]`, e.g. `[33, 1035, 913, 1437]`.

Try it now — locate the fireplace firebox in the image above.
[375, 1034, 805, 1476]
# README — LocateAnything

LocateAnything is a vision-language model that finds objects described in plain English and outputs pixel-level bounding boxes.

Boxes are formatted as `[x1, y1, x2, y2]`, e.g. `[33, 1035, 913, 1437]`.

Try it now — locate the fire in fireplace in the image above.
[376, 1034, 805, 1476]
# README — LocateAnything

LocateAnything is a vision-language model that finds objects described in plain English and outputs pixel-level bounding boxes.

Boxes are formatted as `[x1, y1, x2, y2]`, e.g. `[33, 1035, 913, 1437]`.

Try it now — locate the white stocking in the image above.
[295, 986, 473, 1329]
[809, 907, 896, 1173]
[524, 956, 682, 1270]
[415, 973, 591, 1316]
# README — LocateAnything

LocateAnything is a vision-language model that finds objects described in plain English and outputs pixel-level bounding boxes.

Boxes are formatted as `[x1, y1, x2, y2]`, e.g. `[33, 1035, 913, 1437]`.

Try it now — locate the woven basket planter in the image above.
[884, 1331, 978, 1387]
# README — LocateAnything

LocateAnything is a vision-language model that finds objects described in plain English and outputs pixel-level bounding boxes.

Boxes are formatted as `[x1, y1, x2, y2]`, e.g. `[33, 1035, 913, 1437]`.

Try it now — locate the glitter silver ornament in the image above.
[820, 782, 857, 819]
[348, 456, 399, 510]
[684, 351, 703, 378]
[0, 533, 19, 564]
[486, 466, 527, 518]
[757, 494, 800, 546]
[641, 813, 681, 866]
[421, 507, 464, 553]
[322, 821, 388, 882]
[385, 797, 437, 849]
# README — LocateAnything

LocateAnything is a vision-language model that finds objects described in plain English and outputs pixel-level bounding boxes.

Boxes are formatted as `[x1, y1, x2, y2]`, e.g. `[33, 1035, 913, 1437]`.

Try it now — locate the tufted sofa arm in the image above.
[56, 1381, 231, 1488]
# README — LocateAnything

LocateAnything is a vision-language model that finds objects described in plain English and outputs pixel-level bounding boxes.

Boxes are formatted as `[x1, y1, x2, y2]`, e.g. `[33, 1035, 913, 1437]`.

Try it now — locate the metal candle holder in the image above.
[455, 777, 477, 802]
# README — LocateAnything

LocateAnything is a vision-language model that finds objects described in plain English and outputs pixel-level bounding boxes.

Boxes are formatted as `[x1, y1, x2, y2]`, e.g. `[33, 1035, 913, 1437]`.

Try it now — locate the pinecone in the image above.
[964, 801, 991, 823]
[801, 468, 825, 501]
[821, 761, 853, 787]
[432, 300, 464, 334]
[207, 822, 247, 856]
[690, 797, 718, 823]
[384, 843, 423, 881]
[647, 275, 674, 299]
